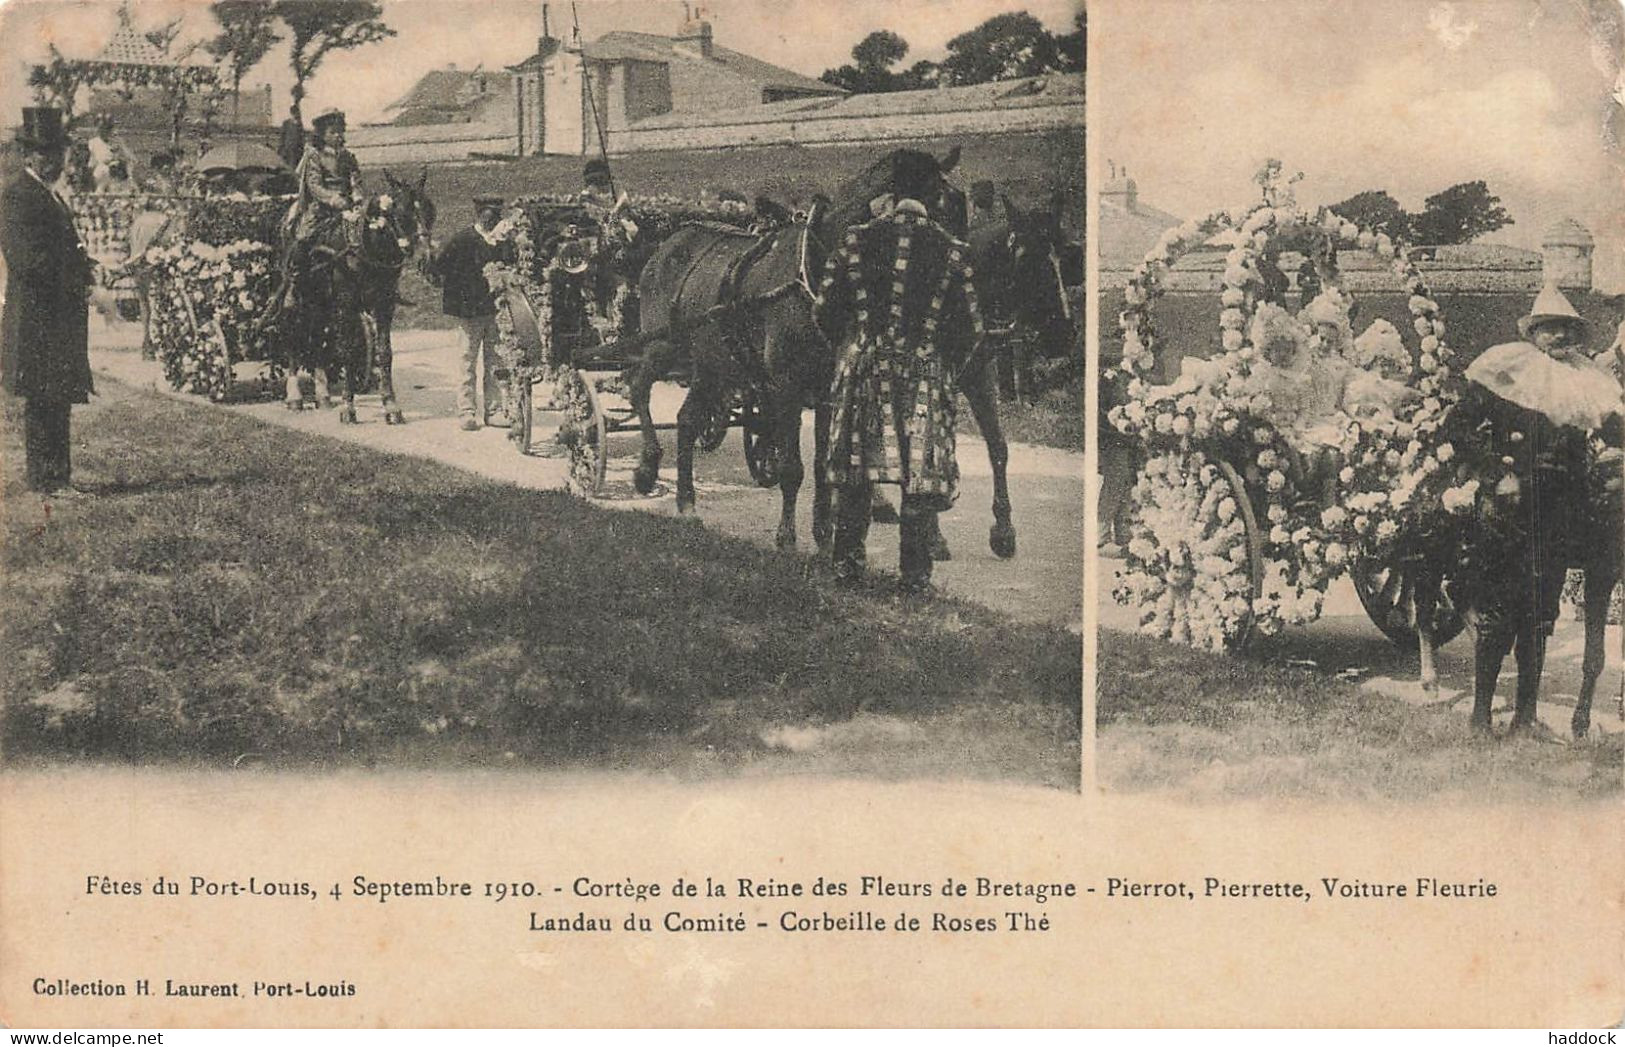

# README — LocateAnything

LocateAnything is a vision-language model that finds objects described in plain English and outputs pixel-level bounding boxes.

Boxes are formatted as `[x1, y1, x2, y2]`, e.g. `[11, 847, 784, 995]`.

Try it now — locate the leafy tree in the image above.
[271, 0, 395, 127]
[1329, 189, 1411, 240]
[852, 29, 908, 74]
[206, 0, 282, 124]
[821, 29, 914, 93]
[28, 45, 86, 121]
[1054, 10, 1084, 73]
[144, 17, 188, 58]
[940, 11, 1063, 86]
[1409, 180, 1513, 245]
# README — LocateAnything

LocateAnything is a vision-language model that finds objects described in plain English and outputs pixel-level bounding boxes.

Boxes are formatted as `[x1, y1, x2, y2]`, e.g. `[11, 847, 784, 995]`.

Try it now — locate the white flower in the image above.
[1270, 525, 1291, 544]
[1376, 520, 1399, 541]
[1217, 498, 1237, 522]
[1388, 487, 1411, 508]
[1338, 466, 1356, 485]
[1220, 308, 1246, 331]
[1154, 413, 1175, 434]
[1124, 283, 1147, 306]
[1414, 317, 1432, 337]
[1324, 542, 1348, 567]
[1266, 470, 1287, 492]
[1221, 417, 1240, 435]
[1221, 287, 1245, 307]
[1257, 449, 1279, 469]
[1436, 442, 1454, 463]
[1172, 415, 1192, 436]
[1221, 330, 1243, 352]
[1353, 514, 1371, 534]
[1267, 505, 1286, 523]
[1253, 428, 1274, 445]
[1418, 353, 1438, 373]
[1321, 506, 1347, 528]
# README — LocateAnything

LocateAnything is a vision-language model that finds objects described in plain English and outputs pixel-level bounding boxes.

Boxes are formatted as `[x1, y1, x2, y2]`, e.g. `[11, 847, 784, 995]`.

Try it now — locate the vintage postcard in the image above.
[0, 0, 1620, 1030]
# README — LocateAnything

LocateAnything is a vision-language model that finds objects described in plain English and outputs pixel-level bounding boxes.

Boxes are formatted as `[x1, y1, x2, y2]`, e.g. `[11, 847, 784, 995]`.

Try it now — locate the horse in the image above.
[623, 147, 1032, 561]
[276, 169, 435, 424]
[967, 191, 1079, 403]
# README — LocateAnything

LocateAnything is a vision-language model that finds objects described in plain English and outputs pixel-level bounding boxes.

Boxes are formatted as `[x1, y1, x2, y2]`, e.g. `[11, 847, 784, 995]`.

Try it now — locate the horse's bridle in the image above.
[796, 198, 827, 302]
[355, 197, 428, 272]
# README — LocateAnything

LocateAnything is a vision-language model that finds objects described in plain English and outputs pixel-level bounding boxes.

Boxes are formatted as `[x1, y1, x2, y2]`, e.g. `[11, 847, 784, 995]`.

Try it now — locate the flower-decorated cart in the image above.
[1107, 164, 1472, 653]
[484, 192, 786, 495]
[116, 194, 289, 400]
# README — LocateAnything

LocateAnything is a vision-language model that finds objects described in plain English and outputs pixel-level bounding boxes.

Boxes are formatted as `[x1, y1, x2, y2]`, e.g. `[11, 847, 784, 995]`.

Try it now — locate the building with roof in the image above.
[384, 66, 514, 127]
[510, 9, 843, 156]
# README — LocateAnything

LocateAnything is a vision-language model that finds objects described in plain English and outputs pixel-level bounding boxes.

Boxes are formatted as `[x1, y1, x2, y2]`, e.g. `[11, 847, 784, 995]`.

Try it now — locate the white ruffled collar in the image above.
[1465, 341, 1622, 430]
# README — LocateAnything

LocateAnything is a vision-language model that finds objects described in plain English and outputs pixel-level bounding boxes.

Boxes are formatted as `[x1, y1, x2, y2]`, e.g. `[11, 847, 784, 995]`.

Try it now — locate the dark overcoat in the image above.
[429, 225, 512, 319]
[1, 169, 93, 403]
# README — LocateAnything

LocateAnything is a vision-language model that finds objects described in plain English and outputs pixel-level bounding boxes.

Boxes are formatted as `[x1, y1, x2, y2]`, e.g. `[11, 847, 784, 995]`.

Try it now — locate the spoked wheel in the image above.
[556, 367, 608, 496]
[1350, 555, 1466, 649]
[1120, 450, 1263, 651]
[740, 392, 778, 488]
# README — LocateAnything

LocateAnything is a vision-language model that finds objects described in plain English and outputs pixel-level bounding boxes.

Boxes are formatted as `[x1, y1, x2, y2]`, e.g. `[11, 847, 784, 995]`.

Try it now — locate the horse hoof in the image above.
[385, 411, 405, 426]
[990, 523, 1017, 560]
[1571, 716, 1590, 740]
[870, 498, 900, 524]
[775, 528, 797, 551]
[633, 463, 660, 495]
[930, 539, 952, 562]
[339, 408, 358, 425]
[284, 400, 302, 412]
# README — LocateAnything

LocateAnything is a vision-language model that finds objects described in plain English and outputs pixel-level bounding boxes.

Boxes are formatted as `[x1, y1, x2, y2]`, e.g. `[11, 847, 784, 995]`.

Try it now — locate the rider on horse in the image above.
[279, 108, 362, 305]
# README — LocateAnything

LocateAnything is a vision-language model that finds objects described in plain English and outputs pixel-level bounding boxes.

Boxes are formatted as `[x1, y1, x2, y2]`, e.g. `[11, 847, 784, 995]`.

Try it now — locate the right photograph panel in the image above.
[1093, 0, 1625, 800]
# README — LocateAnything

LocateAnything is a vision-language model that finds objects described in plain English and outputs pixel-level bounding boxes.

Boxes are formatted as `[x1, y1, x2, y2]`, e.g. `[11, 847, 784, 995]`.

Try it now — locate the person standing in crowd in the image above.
[85, 115, 133, 192]
[277, 107, 305, 171]
[429, 194, 514, 431]
[1448, 286, 1624, 734]
[1, 108, 95, 498]
[814, 158, 982, 595]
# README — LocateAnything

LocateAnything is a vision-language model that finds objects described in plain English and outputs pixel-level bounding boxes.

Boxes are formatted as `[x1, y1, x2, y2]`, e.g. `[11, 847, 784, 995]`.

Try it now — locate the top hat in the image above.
[472, 194, 505, 209]
[312, 107, 347, 131]
[1518, 284, 1590, 341]
[15, 107, 67, 151]
[583, 158, 612, 186]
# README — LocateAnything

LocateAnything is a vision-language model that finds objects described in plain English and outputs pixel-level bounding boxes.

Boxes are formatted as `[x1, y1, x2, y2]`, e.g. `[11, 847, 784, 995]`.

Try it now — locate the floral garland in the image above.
[1107, 164, 1462, 648]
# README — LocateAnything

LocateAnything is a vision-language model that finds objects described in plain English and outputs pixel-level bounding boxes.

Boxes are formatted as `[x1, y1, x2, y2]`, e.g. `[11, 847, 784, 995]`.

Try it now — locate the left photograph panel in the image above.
[0, 0, 1083, 792]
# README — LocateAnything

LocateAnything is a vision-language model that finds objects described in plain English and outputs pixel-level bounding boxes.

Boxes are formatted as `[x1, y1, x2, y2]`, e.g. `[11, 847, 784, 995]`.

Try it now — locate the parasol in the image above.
[197, 142, 287, 175]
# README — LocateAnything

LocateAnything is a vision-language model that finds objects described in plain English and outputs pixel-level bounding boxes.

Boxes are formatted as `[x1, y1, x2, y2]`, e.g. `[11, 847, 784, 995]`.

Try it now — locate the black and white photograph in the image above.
[0, 0, 1084, 788]
[1096, 0, 1625, 800]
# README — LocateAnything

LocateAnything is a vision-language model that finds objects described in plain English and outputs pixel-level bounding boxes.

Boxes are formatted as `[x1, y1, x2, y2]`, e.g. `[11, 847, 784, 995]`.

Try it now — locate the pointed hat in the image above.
[1518, 284, 1589, 340]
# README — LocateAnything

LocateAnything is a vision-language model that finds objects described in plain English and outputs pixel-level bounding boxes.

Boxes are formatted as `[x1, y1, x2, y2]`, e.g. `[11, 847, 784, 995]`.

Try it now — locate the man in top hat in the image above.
[814, 160, 981, 595]
[1446, 284, 1624, 733]
[428, 194, 515, 430]
[1, 107, 95, 497]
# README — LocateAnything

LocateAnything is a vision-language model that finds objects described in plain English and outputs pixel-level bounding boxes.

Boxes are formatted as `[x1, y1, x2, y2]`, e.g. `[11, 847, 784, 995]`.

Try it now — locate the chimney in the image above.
[677, 7, 713, 57]
[1541, 217, 1594, 291]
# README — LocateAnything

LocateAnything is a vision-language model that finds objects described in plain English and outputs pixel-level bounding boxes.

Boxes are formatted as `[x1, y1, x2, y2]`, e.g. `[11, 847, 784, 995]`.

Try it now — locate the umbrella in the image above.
[197, 142, 287, 175]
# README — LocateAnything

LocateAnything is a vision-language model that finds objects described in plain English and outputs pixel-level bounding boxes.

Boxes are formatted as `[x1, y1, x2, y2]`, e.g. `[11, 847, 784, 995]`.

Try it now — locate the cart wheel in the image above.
[1350, 557, 1466, 649]
[557, 368, 608, 496]
[1122, 451, 1262, 651]
[741, 394, 778, 488]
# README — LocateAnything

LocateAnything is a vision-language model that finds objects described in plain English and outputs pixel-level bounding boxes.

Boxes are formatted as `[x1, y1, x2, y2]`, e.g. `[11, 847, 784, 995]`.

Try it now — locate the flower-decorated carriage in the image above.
[484, 192, 790, 495]
[71, 191, 287, 400]
[1107, 165, 1474, 653]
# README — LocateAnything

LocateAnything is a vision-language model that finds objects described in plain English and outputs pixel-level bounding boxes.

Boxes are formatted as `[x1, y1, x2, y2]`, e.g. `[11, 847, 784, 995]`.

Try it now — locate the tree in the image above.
[1329, 189, 1411, 240]
[271, 0, 395, 127]
[940, 11, 1063, 86]
[28, 45, 86, 121]
[206, 0, 281, 124]
[820, 29, 913, 93]
[1409, 180, 1514, 245]
[1054, 11, 1084, 73]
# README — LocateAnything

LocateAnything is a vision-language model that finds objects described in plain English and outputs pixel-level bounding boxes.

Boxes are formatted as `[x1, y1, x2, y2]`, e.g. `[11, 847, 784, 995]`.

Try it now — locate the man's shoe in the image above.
[459, 416, 480, 432]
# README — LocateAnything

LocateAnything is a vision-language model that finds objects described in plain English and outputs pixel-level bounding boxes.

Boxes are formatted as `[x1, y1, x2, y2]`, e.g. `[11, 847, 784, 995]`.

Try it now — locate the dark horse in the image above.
[279, 169, 435, 424]
[625, 148, 1066, 559]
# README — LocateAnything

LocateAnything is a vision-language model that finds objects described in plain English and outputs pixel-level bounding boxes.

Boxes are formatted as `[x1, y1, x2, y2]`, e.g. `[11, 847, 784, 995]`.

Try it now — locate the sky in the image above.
[1095, 0, 1625, 290]
[0, 0, 1082, 123]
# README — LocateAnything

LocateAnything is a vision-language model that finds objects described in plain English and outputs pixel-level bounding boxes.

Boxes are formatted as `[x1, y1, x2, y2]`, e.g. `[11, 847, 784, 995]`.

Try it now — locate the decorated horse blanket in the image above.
[814, 203, 983, 510]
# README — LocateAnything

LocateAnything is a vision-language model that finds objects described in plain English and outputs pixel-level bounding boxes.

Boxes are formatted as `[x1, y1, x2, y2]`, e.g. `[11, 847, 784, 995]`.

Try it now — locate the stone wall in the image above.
[607, 99, 1083, 153]
[349, 122, 516, 165]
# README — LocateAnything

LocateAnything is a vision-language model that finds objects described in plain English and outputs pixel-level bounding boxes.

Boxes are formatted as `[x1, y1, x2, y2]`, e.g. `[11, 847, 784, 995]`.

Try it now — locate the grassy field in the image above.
[1097, 629, 1623, 802]
[0, 384, 1079, 784]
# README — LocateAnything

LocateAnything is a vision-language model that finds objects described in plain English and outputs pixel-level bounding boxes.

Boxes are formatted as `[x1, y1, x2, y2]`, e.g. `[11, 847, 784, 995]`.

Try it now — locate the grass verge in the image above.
[1097, 629, 1622, 802]
[1, 384, 1079, 783]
